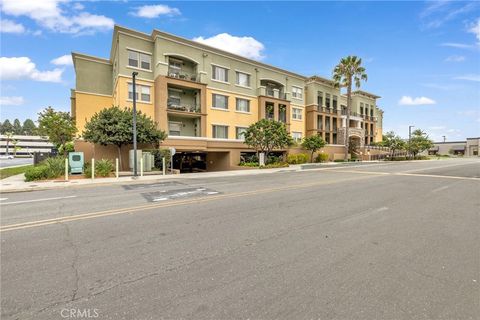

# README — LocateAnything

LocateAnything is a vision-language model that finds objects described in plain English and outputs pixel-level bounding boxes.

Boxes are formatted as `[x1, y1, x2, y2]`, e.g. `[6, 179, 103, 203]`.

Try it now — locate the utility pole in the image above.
[408, 125, 415, 158]
[442, 135, 446, 143]
[132, 71, 138, 177]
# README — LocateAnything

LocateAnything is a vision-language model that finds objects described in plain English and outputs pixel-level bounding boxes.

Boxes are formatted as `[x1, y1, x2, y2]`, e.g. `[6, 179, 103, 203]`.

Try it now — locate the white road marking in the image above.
[153, 198, 168, 202]
[0, 198, 8, 201]
[431, 185, 449, 193]
[1, 195, 77, 206]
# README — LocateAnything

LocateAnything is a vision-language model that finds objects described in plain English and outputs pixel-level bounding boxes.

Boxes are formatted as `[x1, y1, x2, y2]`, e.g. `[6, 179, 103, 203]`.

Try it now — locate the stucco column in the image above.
[342, 117, 346, 127]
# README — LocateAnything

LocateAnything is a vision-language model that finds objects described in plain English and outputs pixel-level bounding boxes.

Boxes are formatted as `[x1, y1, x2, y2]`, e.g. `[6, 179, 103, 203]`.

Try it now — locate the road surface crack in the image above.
[61, 222, 80, 302]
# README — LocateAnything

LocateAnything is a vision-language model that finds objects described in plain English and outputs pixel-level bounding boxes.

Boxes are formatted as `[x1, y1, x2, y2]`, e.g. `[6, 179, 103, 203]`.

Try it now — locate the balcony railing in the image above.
[167, 99, 200, 113]
[168, 68, 199, 82]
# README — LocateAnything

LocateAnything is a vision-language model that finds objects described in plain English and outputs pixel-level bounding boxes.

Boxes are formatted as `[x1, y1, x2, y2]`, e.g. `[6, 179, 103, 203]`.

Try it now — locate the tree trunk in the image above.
[344, 84, 352, 161]
[311, 150, 315, 163]
[5, 140, 9, 155]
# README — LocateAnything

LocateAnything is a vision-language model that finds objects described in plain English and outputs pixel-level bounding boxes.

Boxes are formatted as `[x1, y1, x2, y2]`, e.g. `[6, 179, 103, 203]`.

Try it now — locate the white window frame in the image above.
[236, 127, 248, 140]
[128, 83, 151, 103]
[235, 98, 250, 113]
[212, 94, 229, 110]
[212, 64, 229, 83]
[292, 107, 303, 120]
[235, 71, 251, 87]
[212, 125, 229, 139]
[292, 132, 302, 143]
[127, 49, 152, 71]
[292, 86, 303, 99]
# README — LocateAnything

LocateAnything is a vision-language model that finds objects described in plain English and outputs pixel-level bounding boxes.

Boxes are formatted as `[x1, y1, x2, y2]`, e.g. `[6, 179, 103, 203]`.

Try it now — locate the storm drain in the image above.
[141, 187, 221, 202]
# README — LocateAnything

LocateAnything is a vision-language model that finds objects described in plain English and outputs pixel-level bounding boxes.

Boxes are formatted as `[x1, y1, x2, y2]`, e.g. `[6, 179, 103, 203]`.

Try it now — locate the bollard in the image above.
[115, 158, 119, 178]
[92, 158, 95, 180]
[162, 157, 166, 176]
[65, 158, 69, 181]
[140, 157, 144, 177]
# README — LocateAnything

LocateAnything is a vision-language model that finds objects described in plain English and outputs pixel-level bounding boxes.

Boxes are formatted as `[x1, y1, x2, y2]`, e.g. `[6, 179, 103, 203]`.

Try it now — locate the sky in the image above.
[0, 0, 479, 141]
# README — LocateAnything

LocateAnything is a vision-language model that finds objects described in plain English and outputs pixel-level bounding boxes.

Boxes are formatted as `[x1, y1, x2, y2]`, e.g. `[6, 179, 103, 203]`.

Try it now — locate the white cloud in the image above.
[468, 18, 480, 42]
[72, 2, 84, 11]
[444, 55, 465, 62]
[193, 33, 265, 60]
[51, 54, 73, 66]
[421, 2, 478, 29]
[0, 0, 114, 34]
[0, 19, 25, 33]
[131, 4, 181, 18]
[398, 96, 436, 106]
[0, 96, 24, 106]
[454, 74, 480, 82]
[440, 42, 474, 49]
[0, 57, 63, 83]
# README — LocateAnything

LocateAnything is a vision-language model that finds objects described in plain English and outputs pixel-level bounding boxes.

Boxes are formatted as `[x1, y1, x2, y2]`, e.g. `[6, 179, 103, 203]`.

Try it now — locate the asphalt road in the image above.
[0, 157, 33, 168]
[1, 158, 479, 320]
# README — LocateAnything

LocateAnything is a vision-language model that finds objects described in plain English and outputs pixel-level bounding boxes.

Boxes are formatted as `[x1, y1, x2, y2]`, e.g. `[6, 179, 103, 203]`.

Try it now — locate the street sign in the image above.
[169, 147, 176, 156]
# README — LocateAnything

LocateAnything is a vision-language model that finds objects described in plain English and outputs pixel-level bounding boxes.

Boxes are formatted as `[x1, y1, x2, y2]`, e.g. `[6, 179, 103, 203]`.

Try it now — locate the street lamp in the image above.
[132, 71, 138, 177]
[408, 125, 415, 158]
[442, 135, 446, 143]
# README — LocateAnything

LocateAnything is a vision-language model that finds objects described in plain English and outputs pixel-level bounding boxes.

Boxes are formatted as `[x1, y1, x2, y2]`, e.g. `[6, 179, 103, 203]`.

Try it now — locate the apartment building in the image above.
[71, 25, 384, 171]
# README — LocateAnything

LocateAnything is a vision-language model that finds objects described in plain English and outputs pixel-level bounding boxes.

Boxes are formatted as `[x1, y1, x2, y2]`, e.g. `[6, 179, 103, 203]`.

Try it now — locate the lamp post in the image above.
[132, 71, 138, 177]
[442, 135, 446, 143]
[408, 125, 415, 158]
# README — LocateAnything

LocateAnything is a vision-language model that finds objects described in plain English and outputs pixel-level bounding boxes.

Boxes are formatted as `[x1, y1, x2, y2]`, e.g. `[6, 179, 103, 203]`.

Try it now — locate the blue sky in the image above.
[1, 0, 479, 141]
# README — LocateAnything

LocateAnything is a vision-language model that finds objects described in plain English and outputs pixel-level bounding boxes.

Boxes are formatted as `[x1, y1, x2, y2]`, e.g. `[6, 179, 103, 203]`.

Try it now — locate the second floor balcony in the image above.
[167, 86, 201, 114]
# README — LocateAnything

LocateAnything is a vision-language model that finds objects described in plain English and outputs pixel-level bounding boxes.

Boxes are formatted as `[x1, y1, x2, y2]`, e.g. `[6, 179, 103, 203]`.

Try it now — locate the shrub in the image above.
[266, 154, 282, 165]
[95, 159, 114, 177]
[145, 149, 171, 169]
[261, 162, 289, 169]
[315, 153, 329, 163]
[42, 156, 65, 179]
[334, 159, 346, 162]
[287, 153, 308, 164]
[84, 162, 92, 178]
[238, 162, 259, 167]
[24, 166, 48, 181]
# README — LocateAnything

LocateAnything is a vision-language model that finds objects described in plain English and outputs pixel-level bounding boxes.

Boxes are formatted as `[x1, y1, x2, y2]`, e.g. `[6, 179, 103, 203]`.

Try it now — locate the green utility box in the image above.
[69, 152, 84, 174]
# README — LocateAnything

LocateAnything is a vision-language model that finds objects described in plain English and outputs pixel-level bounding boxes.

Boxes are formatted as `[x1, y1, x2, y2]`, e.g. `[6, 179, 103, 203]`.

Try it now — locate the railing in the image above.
[167, 99, 200, 113]
[168, 68, 199, 82]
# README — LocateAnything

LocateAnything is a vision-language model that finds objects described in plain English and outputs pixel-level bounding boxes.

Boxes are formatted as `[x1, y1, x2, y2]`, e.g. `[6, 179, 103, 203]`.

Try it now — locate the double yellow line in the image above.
[1, 175, 373, 233]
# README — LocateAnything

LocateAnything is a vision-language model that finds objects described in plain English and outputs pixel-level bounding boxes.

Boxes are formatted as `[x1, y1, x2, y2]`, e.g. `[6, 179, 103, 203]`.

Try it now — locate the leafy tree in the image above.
[1, 120, 13, 134]
[301, 134, 326, 162]
[408, 129, 433, 158]
[333, 56, 368, 160]
[22, 119, 37, 135]
[13, 119, 22, 135]
[37, 107, 77, 156]
[382, 131, 406, 157]
[243, 119, 293, 160]
[82, 106, 167, 168]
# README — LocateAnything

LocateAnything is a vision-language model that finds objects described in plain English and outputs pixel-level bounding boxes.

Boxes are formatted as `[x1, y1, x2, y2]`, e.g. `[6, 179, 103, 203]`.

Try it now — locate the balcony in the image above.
[167, 68, 199, 83]
[167, 86, 201, 114]
[167, 98, 200, 113]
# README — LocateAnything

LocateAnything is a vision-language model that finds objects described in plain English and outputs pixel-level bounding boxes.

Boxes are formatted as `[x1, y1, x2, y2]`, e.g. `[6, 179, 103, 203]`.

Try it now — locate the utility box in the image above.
[129, 149, 142, 171]
[69, 152, 84, 174]
[142, 152, 153, 172]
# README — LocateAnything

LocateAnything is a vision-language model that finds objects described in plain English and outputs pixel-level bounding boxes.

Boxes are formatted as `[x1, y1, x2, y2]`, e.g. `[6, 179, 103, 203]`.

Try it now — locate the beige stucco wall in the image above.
[73, 92, 113, 134]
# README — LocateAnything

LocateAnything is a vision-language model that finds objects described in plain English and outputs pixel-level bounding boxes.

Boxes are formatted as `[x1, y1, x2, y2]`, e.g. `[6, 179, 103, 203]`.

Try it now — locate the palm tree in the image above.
[332, 56, 368, 160]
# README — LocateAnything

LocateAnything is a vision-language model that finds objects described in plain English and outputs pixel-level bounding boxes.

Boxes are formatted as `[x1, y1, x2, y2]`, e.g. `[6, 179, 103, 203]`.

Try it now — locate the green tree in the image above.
[2, 120, 13, 134]
[301, 134, 326, 162]
[13, 119, 22, 135]
[408, 129, 433, 158]
[37, 107, 77, 156]
[382, 131, 406, 157]
[82, 106, 167, 168]
[22, 119, 37, 135]
[243, 119, 293, 160]
[333, 56, 368, 160]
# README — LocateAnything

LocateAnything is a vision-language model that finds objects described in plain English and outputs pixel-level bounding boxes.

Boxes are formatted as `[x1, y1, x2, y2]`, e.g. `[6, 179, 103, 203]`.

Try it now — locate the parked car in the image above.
[0, 155, 14, 160]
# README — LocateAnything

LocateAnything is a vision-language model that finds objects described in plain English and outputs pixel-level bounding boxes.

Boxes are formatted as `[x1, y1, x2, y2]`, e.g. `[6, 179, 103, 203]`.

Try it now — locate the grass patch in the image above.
[0, 165, 34, 180]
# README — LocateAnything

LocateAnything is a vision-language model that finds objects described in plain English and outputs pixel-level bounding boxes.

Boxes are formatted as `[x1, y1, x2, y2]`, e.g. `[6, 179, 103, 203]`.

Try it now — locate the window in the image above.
[212, 125, 228, 139]
[236, 127, 247, 140]
[325, 93, 331, 108]
[169, 121, 182, 136]
[292, 107, 303, 120]
[292, 86, 303, 99]
[127, 50, 151, 70]
[212, 94, 228, 110]
[333, 95, 338, 110]
[128, 83, 151, 103]
[236, 98, 250, 112]
[317, 91, 323, 106]
[236, 72, 250, 87]
[212, 65, 228, 82]
[370, 109, 374, 117]
[292, 132, 302, 143]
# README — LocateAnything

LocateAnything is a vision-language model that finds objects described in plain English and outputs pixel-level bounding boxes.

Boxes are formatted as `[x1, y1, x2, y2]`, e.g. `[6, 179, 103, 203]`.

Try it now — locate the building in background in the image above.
[71, 25, 384, 171]
[0, 135, 54, 156]
[428, 138, 479, 157]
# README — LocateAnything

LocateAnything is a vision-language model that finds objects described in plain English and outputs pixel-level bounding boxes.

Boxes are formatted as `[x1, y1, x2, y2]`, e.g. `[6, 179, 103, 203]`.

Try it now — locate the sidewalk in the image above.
[0, 165, 304, 193]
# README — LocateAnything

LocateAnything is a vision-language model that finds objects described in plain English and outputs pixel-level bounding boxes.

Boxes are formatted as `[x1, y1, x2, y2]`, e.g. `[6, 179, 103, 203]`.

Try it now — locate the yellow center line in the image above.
[0, 175, 376, 233]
